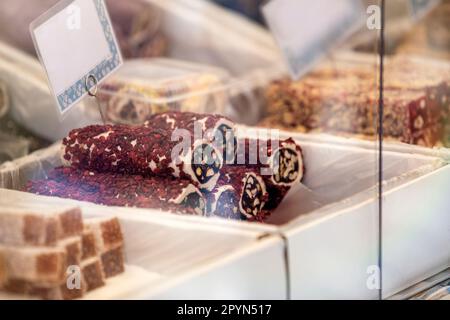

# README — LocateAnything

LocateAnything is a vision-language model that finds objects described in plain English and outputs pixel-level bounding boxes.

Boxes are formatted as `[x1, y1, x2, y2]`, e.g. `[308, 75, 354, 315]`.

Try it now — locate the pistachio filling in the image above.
[272, 147, 300, 185]
[181, 191, 206, 215]
[240, 174, 266, 218]
[214, 123, 237, 163]
[191, 143, 221, 184]
[215, 190, 241, 219]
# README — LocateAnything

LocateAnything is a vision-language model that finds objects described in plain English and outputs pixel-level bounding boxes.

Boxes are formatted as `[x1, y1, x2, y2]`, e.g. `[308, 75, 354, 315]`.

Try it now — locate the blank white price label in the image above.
[30, 0, 122, 115]
[262, 0, 365, 80]
[408, 0, 440, 20]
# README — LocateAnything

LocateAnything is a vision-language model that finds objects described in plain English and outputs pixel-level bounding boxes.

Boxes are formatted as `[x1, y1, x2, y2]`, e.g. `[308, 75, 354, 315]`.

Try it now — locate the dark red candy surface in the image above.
[26, 166, 205, 215]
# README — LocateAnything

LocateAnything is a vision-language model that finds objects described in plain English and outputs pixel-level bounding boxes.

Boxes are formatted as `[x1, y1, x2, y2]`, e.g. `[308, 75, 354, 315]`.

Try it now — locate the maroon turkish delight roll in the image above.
[232, 137, 304, 210]
[61, 124, 222, 190]
[26, 167, 206, 216]
[206, 167, 268, 221]
[235, 138, 304, 185]
[145, 111, 237, 163]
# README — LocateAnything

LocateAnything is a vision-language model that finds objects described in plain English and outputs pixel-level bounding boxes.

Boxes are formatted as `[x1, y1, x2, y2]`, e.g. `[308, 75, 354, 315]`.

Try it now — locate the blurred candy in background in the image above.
[0, 0, 167, 59]
[210, 0, 266, 24]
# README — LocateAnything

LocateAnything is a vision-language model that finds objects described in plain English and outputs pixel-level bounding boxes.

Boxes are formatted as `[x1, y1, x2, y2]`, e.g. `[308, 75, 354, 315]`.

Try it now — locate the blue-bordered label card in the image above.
[408, 0, 440, 21]
[30, 0, 122, 115]
[262, 0, 365, 80]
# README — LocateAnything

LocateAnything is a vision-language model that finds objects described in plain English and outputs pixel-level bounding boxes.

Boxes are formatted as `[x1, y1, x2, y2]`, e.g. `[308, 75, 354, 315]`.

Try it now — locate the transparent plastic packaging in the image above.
[0, 42, 100, 142]
[0, 132, 29, 164]
[0, 41, 233, 140]
[145, 0, 286, 124]
[0, 78, 47, 161]
[0, 0, 282, 138]
[0, 0, 166, 59]
[96, 58, 231, 124]
[0, 81, 8, 118]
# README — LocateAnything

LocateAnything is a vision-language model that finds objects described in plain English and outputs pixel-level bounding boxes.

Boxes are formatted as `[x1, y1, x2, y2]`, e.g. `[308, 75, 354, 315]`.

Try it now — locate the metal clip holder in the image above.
[85, 74, 106, 124]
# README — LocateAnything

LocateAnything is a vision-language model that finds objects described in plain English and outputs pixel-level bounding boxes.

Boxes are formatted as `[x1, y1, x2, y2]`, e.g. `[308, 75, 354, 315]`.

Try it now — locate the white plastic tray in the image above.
[0, 188, 285, 300]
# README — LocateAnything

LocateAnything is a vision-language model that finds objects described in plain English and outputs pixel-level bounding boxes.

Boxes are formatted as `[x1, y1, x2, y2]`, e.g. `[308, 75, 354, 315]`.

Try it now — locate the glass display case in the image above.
[380, 0, 450, 299]
[0, 0, 447, 300]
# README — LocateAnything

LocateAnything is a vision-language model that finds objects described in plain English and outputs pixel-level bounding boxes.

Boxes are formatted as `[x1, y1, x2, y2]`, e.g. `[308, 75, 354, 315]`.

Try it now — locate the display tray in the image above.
[0, 188, 285, 299]
[0, 0, 447, 299]
[252, 128, 450, 299]
[0, 265, 161, 300]
[388, 268, 450, 300]
[0, 127, 448, 299]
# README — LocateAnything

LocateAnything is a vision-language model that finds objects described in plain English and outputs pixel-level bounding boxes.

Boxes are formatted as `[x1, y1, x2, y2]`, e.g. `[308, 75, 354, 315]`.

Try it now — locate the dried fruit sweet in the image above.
[231, 138, 304, 210]
[61, 123, 222, 191]
[206, 168, 268, 221]
[26, 167, 206, 216]
[145, 111, 237, 163]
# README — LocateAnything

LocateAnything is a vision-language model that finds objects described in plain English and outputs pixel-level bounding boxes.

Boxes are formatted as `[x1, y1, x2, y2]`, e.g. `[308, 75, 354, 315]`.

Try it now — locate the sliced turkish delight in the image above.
[0, 205, 83, 246]
[0, 245, 67, 286]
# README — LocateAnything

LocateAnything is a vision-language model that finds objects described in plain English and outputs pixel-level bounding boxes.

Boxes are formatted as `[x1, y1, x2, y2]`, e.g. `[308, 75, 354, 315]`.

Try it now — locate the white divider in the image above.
[0, 188, 285, 299]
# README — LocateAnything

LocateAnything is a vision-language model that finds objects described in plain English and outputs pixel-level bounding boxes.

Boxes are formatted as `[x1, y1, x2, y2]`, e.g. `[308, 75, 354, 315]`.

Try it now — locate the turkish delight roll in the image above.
[145, 111, 238, 163]
[235, 138, 304, 186]
[0, 82, 8, 118]
[206, 167, 268, 221]
[61, 124, 222, 190]
[233, 137, 305, 210]
[26, 167, 206, 216]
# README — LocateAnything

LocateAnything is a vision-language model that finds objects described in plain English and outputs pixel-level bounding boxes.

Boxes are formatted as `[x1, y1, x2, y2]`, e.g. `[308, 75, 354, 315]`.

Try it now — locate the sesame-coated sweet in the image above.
[26, 167, 206, 216]
[61, 123, 222, 191]
[206, 167, 268, 221]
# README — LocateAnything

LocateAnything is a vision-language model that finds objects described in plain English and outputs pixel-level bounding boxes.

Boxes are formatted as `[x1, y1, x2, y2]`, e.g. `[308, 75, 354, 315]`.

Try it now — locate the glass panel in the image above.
[237, 0, 383, 299]
[0, 0, 389, 300]
[382, 0, 450, 299]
